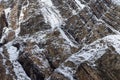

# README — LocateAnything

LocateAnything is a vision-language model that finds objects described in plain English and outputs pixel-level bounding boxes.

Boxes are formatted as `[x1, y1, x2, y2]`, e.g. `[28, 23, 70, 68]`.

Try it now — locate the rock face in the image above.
[0, 0, 120, 80]
[0, 4, 8, 38]
[76, 48, 120, 80]
[0, 47, 16, 80]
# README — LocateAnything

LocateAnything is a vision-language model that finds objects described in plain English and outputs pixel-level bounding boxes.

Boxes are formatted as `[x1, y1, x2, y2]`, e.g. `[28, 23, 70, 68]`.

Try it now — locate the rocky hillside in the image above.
[0, 0, 120, 80]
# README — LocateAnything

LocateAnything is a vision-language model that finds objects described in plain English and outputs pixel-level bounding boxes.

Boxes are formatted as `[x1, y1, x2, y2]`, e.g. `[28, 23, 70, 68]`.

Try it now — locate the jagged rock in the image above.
[44, 30, 78, 68]
[5, 30, 15, 42]
[19, 0, 51, 35]
[102, 6, 120, 31]
[75, 63, 102, 80]
[20, 14, 51, 35]
[0, 47, 17, 80]
[0, 4, 8, 38]
[50, 72, 69, 80]
[18, 41, 52, 80]
[75, 47, 120, 80]
[95, 50, 120, 80]
[0, 0, 120, 80]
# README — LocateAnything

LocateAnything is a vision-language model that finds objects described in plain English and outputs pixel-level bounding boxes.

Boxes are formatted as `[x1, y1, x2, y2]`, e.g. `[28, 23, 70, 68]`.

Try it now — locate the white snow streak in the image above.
[41, 7, 63, 29]
[39, 0, 78, 47]
[74, 0, 85, 10]
[55, 34, 120, 80]
[112, 0, 120, 5]
[19, 0, 29, 24]
[4, 7, 11, 19]
[6, 43, 31, 80]
[59, 28, 78, 47]
[39, 0, 63, 29]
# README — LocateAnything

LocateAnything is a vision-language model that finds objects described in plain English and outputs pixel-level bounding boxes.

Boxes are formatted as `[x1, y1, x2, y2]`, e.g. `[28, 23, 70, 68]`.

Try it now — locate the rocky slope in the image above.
[0, 0, 120, 80]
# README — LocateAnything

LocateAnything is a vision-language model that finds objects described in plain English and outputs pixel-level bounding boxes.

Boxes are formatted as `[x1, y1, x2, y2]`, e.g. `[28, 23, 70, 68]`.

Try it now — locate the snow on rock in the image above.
[40, 7, 63, 29]
[112, 0, 120, 5]
[103, 35, 120, 54]
[74, 0, 85, 10]
[19, 0, 29, 24]
[0, 27, 11, 43]
[4, 7, 11, 19]
[0, 48, 3, 52]
[98, 19, 120, 35]
[0, 0, 8, 2]
[5, 42, 31, 80]
[14, 26, 20, 37]
[56, 66, 74, 80]
[54, 34, 120, 80]
[38, 0, 78, 47]
[7, 46, 18, 61]
[40, 0, 53, 6]
[13, 61, 31, 80]
[21, 30, 48, 43]
[58, 28, 78, 48]
[39, 0, 63, 29]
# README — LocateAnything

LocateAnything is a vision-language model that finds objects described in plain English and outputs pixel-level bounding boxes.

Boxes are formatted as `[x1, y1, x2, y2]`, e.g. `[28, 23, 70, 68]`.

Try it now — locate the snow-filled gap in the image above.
[112, 0, 120, 5]
[5, 42, 31, 80]
[38, 0, 78, 47]
[74, 0, 85, 10]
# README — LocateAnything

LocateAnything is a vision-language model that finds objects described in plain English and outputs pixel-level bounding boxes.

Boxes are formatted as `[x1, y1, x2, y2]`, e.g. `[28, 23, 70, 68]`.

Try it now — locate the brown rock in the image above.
[96, 50, 120, 80]
[50, 72, 69, 80]
[18, 42, 52, 80]
[76, 47, 120, 80]
[6, 30, 15, 42]
[0, 4, 8, 38]
[0, 47, 17, 80]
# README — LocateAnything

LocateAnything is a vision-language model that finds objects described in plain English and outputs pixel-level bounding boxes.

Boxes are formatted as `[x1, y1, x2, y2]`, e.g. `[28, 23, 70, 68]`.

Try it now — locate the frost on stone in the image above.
[112, 0, 120, 5]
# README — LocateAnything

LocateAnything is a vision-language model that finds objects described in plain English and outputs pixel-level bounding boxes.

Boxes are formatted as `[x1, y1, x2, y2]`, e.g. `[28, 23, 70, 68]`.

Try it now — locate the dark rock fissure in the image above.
[18, 53, 45, 80]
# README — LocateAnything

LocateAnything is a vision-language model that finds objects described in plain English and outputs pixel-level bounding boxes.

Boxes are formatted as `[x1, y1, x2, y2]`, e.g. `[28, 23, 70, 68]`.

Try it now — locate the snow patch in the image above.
[14, 27, 20, 37]
[56, 66, 74, 80]
[0, 27, 12, 43]
[38, 0, 64, 29]
[4, 7, 11, 18]
[74, 0, 85, 10]
[39, 0, 77, 47]
[59, 28, 78, 48]
[7, 46, 18, 61]
[0, 48, 3, 52]
[40, 0, 53, 6]
[5, 42, 31, 80]
[39, 0, 63, 30]
[112, 0, 120, 5]
[103, 35, 120, 54]
[13, 61, 31, 80]
[19, 0, 29, 24]
[54, 34, 120, 80]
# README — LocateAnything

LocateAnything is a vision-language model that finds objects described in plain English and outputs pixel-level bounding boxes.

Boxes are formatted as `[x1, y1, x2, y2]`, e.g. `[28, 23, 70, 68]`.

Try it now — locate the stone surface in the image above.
[75, 47, 120, 80]
[0, 0, 120, 80]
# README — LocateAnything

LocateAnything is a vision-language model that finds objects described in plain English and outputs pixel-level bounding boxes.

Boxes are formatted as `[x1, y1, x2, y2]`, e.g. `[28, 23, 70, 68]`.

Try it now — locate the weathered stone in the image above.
[50, 72, 69, 80]
[18, 41, 52, 80]
[76, 47, 120, 80]
[0, 4, 8, 38]
[75, 63, 102, 80]
[0, 47, 17, 80]
[20, 14, 51, 35]
[95, 50, 120, 80]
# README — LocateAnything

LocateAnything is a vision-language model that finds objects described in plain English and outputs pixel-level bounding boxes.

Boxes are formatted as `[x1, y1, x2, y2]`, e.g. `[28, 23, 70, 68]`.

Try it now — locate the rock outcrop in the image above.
[0, 0, 120, 80]
[0, 4, 8, 38]
[76, 47, 120, 80]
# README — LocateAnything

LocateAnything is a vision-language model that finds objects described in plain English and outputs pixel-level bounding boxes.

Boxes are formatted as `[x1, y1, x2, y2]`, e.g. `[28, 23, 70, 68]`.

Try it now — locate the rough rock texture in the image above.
[0, 0, 120, 80]
[18, 42, 52, 80]
[0, 4, 8, 38]
[76, 47, 120, 80]
[0, 46, 17, 80]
